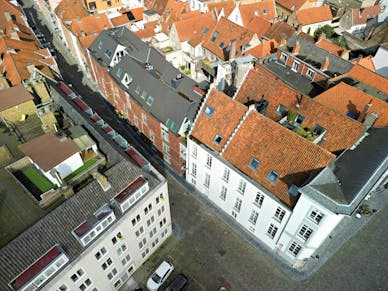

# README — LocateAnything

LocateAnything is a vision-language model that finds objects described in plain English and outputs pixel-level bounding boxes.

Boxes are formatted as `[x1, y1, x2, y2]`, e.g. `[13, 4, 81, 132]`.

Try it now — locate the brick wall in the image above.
[0, 101, 36, 123]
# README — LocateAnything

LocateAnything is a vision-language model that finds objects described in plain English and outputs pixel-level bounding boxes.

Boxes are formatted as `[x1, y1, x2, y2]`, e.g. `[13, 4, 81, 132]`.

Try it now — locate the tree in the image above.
[314, 25, 335, 39]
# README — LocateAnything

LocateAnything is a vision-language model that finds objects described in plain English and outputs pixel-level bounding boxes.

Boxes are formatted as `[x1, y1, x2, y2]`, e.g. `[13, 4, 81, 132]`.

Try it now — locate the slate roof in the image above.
[202, 17, 257, 60]
[235, 66, 365, 152]
[352, 5, 381, 25]
[0, 85, 34, 112]
[89, 28, 203, 133]
[191, 89, 247, 152]
[285, 35, 354, 75]
[0, 159, 159, 290]
[301, 127, 388, 214]
[314, 82, 388, 127]
[295, 5, 333, 25]
[264, 21, 296, 43]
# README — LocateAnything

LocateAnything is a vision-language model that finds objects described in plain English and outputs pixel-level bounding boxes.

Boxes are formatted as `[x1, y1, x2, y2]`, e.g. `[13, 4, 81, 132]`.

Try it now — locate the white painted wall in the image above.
[43, 181, 172, 290]
[373, 46, 388, 77]
[228, 7, 243, 26]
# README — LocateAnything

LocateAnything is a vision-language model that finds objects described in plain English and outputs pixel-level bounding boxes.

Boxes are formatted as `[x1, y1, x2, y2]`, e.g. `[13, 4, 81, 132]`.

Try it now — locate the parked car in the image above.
[147, 261, 174, 291]
[165, 274, 188, 291]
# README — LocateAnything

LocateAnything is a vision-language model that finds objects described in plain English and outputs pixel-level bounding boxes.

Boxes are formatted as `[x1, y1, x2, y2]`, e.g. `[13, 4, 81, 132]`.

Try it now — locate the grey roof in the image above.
[143, 9, 158, 15]
[89, 28, 203, 134]
[0, 160, 160, 290]
[301, 128, 388, 214]
[285, 35, 354, 76]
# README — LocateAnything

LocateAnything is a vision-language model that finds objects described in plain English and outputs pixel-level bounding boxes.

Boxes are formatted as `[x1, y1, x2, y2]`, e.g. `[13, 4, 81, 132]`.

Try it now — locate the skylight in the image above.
[203, 27, 209, 34]
[219, 42, 225, 49]
[267, 170, 279, 183]
[248, 158, 260, 171]
[213, 134, 223, 145]
[204, 106, 214, 117]
[312, 124, 325, 135]
[211, 31, 219, 42]
[146, 96, 154, 106]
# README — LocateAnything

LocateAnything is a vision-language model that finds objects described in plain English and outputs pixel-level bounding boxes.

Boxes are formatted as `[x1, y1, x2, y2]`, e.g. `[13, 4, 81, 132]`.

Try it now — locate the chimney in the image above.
[363, 112, 378, 128]
[357, 100, 372, 122]
[321, 56, 330, 71]
[292, 41, 300, 54]
[26, 62, 35, 74]
[4, 11, 12, 22]
[229, 39, 237, 59]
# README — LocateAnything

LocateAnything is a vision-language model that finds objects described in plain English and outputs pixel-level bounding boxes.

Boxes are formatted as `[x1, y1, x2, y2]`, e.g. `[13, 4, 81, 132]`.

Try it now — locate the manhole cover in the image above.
[218, 249, 226, 256]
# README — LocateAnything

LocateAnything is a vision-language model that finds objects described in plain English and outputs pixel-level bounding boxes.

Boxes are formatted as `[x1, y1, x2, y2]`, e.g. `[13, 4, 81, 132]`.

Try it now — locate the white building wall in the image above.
[43, 181, 172, 290]
[301, 20, 332, 35]
[186, 139, 292, 251]
[277, 194, 343, 262]
[42, 152, 84, 185]
[373, 47, 388, 77]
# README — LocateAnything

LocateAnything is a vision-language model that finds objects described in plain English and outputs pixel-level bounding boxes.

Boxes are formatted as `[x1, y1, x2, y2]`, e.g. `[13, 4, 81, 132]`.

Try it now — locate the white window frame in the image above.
[291, 61, 300, 72]
[249, 210, 259, 225]
[298, 224, 313, 241]
[237, 179, 247, 195]
[220, 185, 227, 200]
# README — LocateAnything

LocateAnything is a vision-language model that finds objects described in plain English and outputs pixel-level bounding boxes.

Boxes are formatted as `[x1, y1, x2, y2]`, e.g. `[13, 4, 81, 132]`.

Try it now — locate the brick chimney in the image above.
[321, 56, 330, 71]
[357, 100, 372, 122]
[292, 41, 300, 54]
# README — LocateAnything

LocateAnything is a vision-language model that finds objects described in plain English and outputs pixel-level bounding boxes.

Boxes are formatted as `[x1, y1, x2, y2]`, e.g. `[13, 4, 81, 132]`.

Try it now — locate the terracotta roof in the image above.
[111, 8, 144, 27]
[315, 37, 345, 56]
[207, 0, 236, 18]
[191, 89, 247, 152]
[174, 12, 216, 42]
[202, 17, 256, 60]
[161, 7, 197, 35]
[70, 13, 113, 37]
[4, 20, 36, 42]
[295, 5, 333, 25]
[145, 0, 169, 15]
[275, 0, 311, 11]
[264, 21, 296, 43]
[245, 39, 278, 58]
[239, 0, 277, 23]
[235, 66, 366, 152]
[222, 109, 335, 207]
[314, 82, 388, 127]
[133, 21, 158, 39]
[19, 132, 80, 172]
[345, 64, 388, 94]
[245, 16, 271, 37]
[79, 34, 98, 50]
[352, 5, 381, 25]
[0, 85, 34, 112]
[351, 55, 375, 71]
[55, 0, 88, 23]
[0, 0, 24, 30]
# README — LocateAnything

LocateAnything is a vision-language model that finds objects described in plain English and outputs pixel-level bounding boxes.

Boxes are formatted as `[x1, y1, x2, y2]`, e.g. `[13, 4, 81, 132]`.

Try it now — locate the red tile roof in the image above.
[70, 13, 113, 37]
[207, 0, 236, 18]
[295, 5, 332, 25]
[276, 0, 311, 11]
[174, 12, 216, 42]
[351, 55, 375, 71]
[0, 0, 24, 30]
[111, 7, 144, 26]
[239, 0, 277, 23]
[0, 85, 33, 112]
[222, 110, 335, 207]
[55, 0, 88, 23]
[191, 89, 247, 152]
[19, 132, 80, 172]
[245, 16, 271, 37]
[345, 64, 388, 94]
[314, 82, 388, 127]
[352, 5, 381, 25]
[235, 66, 366, 152]
[244, 39, 278, 58]
[264, 21, 296, 43]
[133, 21, 158, 39]
[202, 17, 257, 60]
[315, 37, 345, 57]
[79, 34, 98, 50]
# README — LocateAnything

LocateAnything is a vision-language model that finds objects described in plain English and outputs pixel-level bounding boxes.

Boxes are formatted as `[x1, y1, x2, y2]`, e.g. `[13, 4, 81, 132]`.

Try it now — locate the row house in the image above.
[86, 27, 205, 174]
[287, 5, 333, 36]
[275, 35, 354, 89]
[186, 86, 387, 265]
[339, 4, 382, 33]
[0, 158, 172, 291]
[275, 0, 321, 21]
[84, 0, 125, 14]
[227, 0, 277, 27]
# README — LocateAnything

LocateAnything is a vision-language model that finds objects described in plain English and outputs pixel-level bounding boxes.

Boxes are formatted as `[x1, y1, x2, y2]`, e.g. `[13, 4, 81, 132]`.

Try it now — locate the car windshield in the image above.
[152, 273, 161, 283]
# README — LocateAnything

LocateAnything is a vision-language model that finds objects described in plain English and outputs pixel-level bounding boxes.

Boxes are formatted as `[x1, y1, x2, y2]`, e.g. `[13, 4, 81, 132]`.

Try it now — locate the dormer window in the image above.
[295, 114, 305, 124]
[219, 42, 224, 49]
[248, 158, 260, 171]
[98, 40, 103, 49]
[266, 170, 279, 183]
[116, 67, 122, 78]
[146, 96, 154, 106]
[275, 104, 287, 116]
[203, 27, 209, 34]
[122, 73, 133, 88]
[141, 90, 148, 99]
[263, 8, 267, 14]
[113, 176, 149, 213]
[213, 134, 223, 145]
[105, 49, 112, 58]
[211, 31, 219, 42]
[205, 106, 214, 117]
[312, 124, 325, 135]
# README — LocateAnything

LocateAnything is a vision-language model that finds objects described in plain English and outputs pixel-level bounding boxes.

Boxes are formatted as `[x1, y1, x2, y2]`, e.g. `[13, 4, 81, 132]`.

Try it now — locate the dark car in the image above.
[165, 274, 187, 291]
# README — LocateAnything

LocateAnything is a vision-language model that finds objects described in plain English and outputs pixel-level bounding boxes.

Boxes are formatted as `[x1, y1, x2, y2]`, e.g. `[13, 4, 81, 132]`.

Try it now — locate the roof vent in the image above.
[145, 63, 153, 71]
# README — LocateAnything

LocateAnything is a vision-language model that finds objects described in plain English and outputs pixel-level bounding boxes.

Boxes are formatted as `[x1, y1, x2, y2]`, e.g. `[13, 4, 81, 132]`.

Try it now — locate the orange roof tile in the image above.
[245, 39, 278, 58]
[345, 64, 388, 95]
[315, 37, 345, 56]
[245, 16, 271, 37]
[351, 55, 375, 71]
[70, 13, 113, 37]
[264, 21, 296, 43]
[202, 17, 256, 60]
[174, 13, 216, 42]
[239, 0, 277, 23]
[111, 8, 144, 27]
[133, 21, 158, 39]
[0, 0, 24, 30]
[55, 0, 88, 23]
[222, 110, 335, 207]
[145, 0, 169, 15]
[191, 89, 247, 152]
[79, 34, 98, 50]
[276, 0, 311, 11]
[207, 0, 236, 18]
[235, 66, 365, 152]
[296, 5, 332, 25]
[314, 82, 388, 127]
[352, 5, 381, 25]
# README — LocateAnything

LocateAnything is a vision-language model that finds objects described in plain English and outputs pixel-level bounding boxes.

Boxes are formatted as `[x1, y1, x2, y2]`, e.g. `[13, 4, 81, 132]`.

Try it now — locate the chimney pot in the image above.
[292, 41, 300, 54]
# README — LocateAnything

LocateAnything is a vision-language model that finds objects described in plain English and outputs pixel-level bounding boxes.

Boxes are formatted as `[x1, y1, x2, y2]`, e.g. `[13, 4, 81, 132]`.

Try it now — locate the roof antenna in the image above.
[296, 94, 303, 108]
[146, 47, 151, 64]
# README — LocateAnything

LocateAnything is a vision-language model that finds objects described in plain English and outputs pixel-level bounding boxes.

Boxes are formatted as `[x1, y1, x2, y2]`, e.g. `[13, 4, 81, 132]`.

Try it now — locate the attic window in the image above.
[263, 8, 267, 14]
[105, 49, 112, 58]
[295, 114, 305, 124]
[267, 170, 279, 183]
[135, 85, 141, 94]
[219, 42, 225, 49]
[203, 28, 209, 34]
[225, 43, 231, 52]
[122, 73, 133, 87]
[248, 158, 260, 171]
[204, 106, 214, 117]
[98, 40, 103, 49]
[213, 134, 223, 145]
[211, 31, 219, 42]
[141, 90, 148, 99]
[116, 67, 122, 78]
[275, 104, 287, 116]
[146, 96, 154, 106]
[312, 124, 325, 135]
